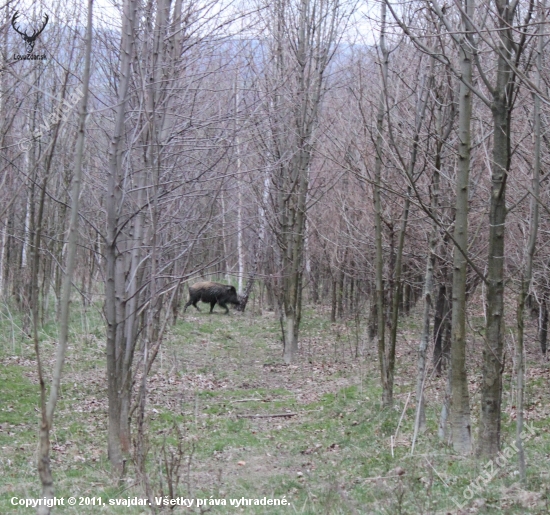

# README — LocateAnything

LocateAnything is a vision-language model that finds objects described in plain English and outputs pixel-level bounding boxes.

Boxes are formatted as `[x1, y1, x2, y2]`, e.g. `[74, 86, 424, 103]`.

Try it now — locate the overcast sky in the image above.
[4, 0, 379, 45]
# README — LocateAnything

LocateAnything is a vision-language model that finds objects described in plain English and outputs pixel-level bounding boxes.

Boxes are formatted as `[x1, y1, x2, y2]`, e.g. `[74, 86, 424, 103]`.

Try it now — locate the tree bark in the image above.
[36, 4, 94, 512]
[105, 0, 138, 475]
[540, 300, 548, 355]
[478, 0, 516, 457]
[513, 0, 544, 479]
[374, 0, 390, 406]
[413, 92, 441, 442]
[449, 0, 474, 454]
[412, 224, 436, 445]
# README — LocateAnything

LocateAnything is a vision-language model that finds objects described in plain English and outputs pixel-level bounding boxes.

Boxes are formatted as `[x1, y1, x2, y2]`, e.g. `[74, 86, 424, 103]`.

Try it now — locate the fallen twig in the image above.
[362, 474, 403, 483]
[236, 412, 297, 419]
[230, 398, 269, 404]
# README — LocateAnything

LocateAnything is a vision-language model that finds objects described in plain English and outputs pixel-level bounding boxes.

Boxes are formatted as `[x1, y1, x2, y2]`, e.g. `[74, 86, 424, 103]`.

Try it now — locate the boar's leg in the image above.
[218, 301, 230, 314]
[183, 299, 200, 312]
[210, 301, 216, 313]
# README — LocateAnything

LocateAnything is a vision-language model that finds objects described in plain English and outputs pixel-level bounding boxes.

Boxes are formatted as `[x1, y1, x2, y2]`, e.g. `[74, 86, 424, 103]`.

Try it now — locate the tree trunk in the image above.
[512, 0, 544, 479]
[412, 94, 440, 443]
[387, 65, 432, 409]
[337, 269, 344, 319]
[238, 170, 269, 312]
[36, 4, 94, 512]
[449, 0, 474, 454]
[374, 0, 390, 406]
[439, 362, 452, 442]
[478, 3, 515, 456]
[412, 226, 436, 445]
[433, 283, 448, 374]
[540, 300, 548, 356]
[105, 0, 138, 475]
[331, 276, 337, 323]
[31, 81, 75, 515]
[235, 78, 245, 294]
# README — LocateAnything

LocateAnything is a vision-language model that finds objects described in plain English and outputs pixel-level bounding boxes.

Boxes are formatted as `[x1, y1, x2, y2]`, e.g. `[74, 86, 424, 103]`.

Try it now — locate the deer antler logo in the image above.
[11, 12, 49, 54]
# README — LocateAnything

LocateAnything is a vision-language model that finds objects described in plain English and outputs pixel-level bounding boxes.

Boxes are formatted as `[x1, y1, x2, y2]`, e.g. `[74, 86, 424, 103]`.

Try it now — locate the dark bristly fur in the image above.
[183, 281, 240, 315]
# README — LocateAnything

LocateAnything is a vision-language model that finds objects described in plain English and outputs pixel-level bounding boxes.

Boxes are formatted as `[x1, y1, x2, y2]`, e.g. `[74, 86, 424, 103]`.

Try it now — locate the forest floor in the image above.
[1, 298, 550, 514]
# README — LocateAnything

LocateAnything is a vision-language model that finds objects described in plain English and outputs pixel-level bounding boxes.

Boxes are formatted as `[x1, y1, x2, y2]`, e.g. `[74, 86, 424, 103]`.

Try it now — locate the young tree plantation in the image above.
[1, 0, 549, 513]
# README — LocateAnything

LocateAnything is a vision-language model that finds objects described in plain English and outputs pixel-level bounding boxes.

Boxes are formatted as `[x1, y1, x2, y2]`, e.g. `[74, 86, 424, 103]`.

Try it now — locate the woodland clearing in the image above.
[1, 299, 549, 514]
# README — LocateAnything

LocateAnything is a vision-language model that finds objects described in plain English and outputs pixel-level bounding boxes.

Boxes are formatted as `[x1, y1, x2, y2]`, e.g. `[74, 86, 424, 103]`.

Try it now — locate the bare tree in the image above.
[477, 0, 531, 458]
[104, 0, 139, 474]
[514, 0, 545, 479]
[257, 0, 346, 362]
[35, 2, 94, 512]
[373, 0, 390, 405]
[448, 0, 475, 455]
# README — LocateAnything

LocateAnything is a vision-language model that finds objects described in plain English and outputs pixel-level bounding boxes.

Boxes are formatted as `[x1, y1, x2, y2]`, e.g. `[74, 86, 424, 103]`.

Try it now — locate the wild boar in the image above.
[183, 281, 240, 314]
